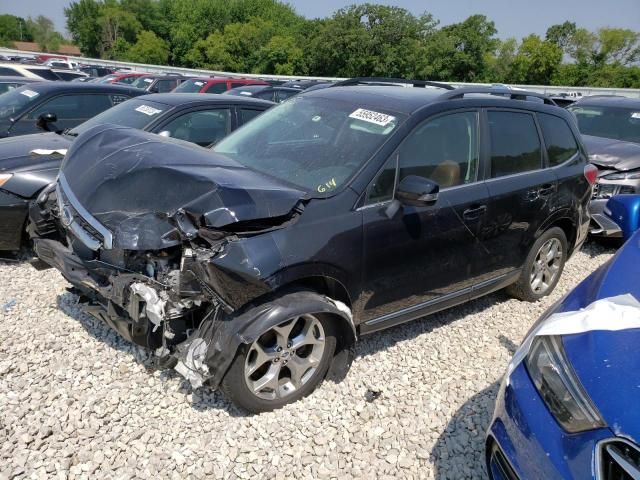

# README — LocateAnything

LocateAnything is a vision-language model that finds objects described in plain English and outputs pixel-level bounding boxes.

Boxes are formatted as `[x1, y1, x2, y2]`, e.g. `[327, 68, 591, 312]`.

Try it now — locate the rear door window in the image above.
[204, 82, 228, 94]
[159, 108, 232, 147]
[154, 79, 178, 93]
[488, 111, 542, 178]
[537, 113, 579, 166]
[25, 68, 60, 81]
[240, 109, 264, 125]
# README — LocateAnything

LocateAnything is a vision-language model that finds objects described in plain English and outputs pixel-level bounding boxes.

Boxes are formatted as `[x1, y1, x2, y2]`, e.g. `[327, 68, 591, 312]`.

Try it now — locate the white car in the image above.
[44, 60, 79, 70]
[0, 63, 60, 81]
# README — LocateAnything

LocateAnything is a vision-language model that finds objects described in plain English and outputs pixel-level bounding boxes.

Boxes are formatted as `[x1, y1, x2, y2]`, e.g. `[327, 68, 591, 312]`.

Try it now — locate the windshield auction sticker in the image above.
[20, 89, 39, 99]
[632, 112, 640, 119]
[349, 108, 395, 126]
[135, 105, 162, 116]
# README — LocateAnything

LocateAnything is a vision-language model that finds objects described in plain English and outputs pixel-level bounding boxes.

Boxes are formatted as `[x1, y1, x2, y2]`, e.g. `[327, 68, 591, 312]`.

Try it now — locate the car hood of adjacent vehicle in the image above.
[582, 134, 640, 171]
[0, 132, 71, 174]
[558, 231, 640, 441]
[59, 125, 308, 250]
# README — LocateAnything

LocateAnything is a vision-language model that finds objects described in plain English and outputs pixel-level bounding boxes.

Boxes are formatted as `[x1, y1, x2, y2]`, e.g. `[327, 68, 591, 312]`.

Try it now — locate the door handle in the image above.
[463, 205, 487, 221]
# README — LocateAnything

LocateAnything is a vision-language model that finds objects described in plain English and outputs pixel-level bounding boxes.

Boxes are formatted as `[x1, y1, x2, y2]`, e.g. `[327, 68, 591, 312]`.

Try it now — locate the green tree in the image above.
[482, 37, 517, 83]
[306, 4, 436, 77]
[27, 15, 64, 52]
[65, 0, 102, 57]
[436, 15, 499, 81]
[123, 30, 169, 64]
[508, 35, 563, 85]
[256, 35, 306, 75]
[98, 4, 142, 58]
[545, 21, 577, 50]
[0, 15, 32, 45]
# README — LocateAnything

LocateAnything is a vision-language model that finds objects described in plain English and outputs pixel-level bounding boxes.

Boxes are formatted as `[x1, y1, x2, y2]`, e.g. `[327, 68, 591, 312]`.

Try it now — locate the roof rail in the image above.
[334, 77, 454, 90]
[438, 86, 557, 105]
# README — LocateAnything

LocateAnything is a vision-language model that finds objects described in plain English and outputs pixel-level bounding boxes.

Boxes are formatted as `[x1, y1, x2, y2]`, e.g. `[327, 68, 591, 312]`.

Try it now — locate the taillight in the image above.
[584, 164, 598, 185]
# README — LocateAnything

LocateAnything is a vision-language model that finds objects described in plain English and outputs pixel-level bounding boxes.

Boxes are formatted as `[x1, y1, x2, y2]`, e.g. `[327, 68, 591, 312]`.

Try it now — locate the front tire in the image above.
[221, 306, 337, 413]
[507, 227, 568, 302]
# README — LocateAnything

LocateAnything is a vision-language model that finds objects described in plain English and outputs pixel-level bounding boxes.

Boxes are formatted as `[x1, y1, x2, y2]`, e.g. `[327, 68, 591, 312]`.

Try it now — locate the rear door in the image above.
[477, 109, 558, 283]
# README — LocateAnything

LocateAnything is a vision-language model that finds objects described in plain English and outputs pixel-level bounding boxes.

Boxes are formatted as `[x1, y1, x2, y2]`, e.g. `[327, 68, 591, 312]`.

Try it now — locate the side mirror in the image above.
[36, 113, 58, 132]
[396, 175, 439, 206]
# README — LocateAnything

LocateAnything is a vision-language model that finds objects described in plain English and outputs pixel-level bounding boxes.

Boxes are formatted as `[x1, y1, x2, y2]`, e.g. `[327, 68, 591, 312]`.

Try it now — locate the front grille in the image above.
[487, 441, 519, 480]
[599, 439, 640, 480]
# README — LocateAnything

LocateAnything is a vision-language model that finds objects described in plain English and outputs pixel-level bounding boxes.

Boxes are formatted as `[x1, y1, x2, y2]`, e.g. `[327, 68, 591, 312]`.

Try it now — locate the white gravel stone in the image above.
[0, 241, 614, 479]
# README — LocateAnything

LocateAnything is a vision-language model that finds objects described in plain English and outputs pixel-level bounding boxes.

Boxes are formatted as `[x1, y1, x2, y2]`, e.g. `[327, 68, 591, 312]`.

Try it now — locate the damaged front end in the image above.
[29, 125, 316, 388]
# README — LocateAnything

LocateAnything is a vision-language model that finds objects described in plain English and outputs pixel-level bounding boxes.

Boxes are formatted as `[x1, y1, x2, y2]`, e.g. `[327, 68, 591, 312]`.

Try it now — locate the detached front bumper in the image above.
[487, 363, 611, 480]
[589, 179, 640, 237]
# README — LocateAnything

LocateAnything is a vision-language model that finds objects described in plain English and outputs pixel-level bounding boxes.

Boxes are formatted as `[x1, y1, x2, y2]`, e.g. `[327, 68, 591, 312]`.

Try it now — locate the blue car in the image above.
[487, 229, 640, 479]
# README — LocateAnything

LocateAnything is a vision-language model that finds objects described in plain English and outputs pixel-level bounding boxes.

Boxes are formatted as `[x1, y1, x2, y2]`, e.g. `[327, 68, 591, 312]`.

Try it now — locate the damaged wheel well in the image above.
[283, 276, 352, 311]
[549, 218, 577, 254]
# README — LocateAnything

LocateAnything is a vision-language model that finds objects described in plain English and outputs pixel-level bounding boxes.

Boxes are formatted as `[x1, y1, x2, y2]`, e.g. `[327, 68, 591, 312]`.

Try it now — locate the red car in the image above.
[173, 77, 268, 94]
[97, 72, 147, 85]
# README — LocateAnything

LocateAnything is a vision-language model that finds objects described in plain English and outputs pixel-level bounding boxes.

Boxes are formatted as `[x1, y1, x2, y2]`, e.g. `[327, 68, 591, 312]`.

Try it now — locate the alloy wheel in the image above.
[244, 315, 326, 400]
[530, 238, 563, 295]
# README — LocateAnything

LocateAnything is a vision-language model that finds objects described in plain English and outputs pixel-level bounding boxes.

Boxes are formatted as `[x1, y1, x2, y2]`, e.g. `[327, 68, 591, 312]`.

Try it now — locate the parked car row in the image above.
[0, 74, 638, 477]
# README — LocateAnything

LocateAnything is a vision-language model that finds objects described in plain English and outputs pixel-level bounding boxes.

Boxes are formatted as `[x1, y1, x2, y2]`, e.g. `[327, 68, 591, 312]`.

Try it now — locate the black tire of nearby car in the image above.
[507, 227, 568, 302]
[221, 298, 338, 414]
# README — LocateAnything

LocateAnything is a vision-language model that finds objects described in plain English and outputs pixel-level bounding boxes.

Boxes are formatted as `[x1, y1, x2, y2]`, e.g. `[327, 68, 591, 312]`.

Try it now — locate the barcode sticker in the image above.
[349, 108, 395, 126]
[135, 105, 162, 116]
[20, 89, 39, 98]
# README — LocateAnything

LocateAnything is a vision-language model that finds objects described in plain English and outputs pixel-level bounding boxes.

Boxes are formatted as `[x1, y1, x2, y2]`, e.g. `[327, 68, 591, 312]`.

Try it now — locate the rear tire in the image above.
[507, 227, 568, 302]
[221, 300, 337, 413]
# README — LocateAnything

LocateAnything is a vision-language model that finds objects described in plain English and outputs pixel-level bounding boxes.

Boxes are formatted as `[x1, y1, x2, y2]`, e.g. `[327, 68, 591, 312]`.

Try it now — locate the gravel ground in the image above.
[0, 241, 614, 480]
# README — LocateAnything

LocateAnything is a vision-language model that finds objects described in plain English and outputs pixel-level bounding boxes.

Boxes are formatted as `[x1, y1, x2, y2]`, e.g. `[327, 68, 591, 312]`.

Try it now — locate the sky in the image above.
[1, 0, 639, 40]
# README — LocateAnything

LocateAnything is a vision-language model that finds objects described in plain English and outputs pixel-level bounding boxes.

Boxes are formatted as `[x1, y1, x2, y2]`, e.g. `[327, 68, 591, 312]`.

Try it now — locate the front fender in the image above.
[174, 291, 355, 389]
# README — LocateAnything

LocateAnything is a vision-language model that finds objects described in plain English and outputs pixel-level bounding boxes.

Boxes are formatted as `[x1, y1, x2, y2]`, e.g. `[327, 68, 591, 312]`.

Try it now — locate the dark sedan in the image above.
[0, 82, 144, 138]
[0, 93, 273, 251]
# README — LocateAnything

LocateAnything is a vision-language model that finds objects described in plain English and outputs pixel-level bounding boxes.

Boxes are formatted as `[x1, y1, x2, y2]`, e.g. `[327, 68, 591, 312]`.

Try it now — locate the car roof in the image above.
[0, 62, 51, 70]
[13, 81, 144, 95]
[304, 85, 447, 114]
[573, 95, 640, 109]
[0, 76, 44, 83]
[139, 92, 275, 107]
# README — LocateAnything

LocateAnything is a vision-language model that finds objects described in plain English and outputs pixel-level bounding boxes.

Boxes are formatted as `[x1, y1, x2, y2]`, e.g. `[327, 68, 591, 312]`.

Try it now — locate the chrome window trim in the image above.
[59, 173, 113, 249]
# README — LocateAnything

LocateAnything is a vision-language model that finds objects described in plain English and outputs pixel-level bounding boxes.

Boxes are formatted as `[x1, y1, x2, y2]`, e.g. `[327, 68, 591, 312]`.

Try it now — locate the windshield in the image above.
[173, 79, 207, 93]
[68, 98, 170, 136]
[569, 104, 640, 143]
[0, 86, 42, 121]
[130, 76, 155, 89]
[214, 96, 404, 195]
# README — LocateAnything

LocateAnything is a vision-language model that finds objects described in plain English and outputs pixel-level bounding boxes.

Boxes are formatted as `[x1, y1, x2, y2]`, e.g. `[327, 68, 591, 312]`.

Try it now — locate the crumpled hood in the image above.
[560, 231, 640, 441]
[59, 125, 307, 250]
[0, 132, 70, 173]
[582, 134, 640, 171]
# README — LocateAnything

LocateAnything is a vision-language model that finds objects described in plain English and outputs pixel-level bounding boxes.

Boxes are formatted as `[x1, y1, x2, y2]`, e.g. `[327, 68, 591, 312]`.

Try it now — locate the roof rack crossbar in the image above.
[334, 77, 454, 90]
[438, 86, 557, 105]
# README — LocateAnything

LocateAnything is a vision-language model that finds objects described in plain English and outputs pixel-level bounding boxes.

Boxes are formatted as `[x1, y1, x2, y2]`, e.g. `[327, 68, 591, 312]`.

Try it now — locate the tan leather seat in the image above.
[430, 160, 461, 188]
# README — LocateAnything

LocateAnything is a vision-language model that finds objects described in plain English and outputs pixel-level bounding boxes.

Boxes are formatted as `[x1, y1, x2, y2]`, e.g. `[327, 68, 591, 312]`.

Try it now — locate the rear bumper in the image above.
[0, 189, 29, 251]
[487, 363, 610, 480]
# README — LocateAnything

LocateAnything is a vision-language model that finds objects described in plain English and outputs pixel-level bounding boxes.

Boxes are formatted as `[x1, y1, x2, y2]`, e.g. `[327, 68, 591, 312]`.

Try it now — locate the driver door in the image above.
[360, 110, 490, 331]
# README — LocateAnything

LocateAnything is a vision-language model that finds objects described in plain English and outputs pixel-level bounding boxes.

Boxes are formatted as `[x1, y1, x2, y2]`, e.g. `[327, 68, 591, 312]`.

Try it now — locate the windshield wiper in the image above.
[63, 128, 78, 137]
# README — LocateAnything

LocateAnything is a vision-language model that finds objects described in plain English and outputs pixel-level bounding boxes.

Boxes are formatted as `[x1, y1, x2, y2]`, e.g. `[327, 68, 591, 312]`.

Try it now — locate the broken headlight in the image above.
[525, 335, 605, 433]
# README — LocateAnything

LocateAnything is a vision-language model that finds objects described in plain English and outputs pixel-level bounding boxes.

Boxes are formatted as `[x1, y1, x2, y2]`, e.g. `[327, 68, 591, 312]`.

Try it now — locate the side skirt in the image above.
[359, 270, 520, 335]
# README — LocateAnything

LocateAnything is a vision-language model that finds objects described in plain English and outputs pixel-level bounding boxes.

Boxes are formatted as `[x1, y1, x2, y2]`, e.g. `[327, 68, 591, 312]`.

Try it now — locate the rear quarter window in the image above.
[205, 82, 228, 94]
[537, 113, 579, 166]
